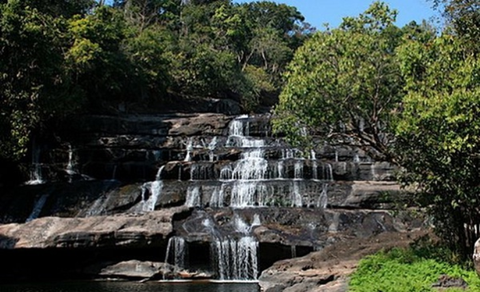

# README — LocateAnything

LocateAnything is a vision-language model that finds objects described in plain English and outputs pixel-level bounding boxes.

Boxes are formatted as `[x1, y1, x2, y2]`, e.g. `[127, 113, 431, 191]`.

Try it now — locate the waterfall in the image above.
[225, 214, 261, 282]
[185, 185, 201, 207]
[184, 138, 193, 162]
[277, 160, 284, 179]
[178, 114, 338, 280]
[26, 144, 44, 185]
[229, 114, 249, 137]
[26, 193, 50, 222]
[282, 148, 301, 159]
[294, 160, 303, 179]
[233, 214, 251, 234]
[324, 163, 333, 181]
[66, 144, 87, 182]
[291, 181, 303, 207]
[140, 165, 164, 212]
[208, 137, 218, 162]
[291, 245, 297, 258]
[209, 185, 226, 208]
[312, 161, 318, 180]
[141, 181, 163, 212]
[66, 144, 76, 176]
[164, 236, 187, 279]
[191, 162, 215, 181]
[211, 237, 258, 281]
[197, 115, 333, 208]
[354, 153, 360, 163]
[317, 183, 329, 208]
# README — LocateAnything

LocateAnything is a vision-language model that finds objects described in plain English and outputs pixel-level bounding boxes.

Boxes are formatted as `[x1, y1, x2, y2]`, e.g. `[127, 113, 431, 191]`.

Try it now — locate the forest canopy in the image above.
[0, 0, 312, 160]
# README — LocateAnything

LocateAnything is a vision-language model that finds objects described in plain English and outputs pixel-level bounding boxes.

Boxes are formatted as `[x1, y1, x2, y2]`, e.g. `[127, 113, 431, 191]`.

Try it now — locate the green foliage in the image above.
[0, 0, 84, 160]
[349, 247, 480, 291]
[0, 0, 311, 163]
[396, 34, 480, 258]
[123, 25, 173, 99]
[273, 2, 403, 159]
[432, 0, 480, 53]
[67, 6, 133, 102]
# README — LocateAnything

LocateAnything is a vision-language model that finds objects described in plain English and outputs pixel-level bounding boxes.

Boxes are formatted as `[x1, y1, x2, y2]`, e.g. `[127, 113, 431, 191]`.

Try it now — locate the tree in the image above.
[113, 0, 181, 30]
[272, 2, 403, 160]
[236, 2, 308, 84]
[0, 0, 83, 161]
[432, 0, 480, 53]
[66, 6, 133, 104]
[396, 34, 480, 259]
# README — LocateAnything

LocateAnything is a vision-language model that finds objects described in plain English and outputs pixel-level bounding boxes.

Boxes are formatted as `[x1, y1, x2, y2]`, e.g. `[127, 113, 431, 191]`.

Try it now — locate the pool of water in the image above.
[1, 280, 260, 292]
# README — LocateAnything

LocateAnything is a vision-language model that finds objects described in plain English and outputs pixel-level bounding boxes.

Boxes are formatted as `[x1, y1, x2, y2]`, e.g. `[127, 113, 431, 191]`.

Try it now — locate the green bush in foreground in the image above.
[349, 248, 480, 291]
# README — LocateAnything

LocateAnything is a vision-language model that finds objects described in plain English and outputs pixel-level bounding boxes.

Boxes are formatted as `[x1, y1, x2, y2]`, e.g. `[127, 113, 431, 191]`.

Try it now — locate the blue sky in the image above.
[234, 0, 441, 29]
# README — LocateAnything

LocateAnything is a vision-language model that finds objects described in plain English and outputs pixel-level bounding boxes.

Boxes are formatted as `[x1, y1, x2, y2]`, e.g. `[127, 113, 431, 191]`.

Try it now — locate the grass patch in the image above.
[348, 247, 480, 291]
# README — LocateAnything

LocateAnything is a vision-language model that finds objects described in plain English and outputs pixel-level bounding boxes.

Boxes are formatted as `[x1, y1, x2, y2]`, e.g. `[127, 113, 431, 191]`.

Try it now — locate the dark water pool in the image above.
[0, 280, 260, 292]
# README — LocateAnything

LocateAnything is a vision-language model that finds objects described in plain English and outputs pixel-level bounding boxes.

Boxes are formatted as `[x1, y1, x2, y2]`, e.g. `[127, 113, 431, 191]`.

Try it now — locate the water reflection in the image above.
[1, 281, 260, 292]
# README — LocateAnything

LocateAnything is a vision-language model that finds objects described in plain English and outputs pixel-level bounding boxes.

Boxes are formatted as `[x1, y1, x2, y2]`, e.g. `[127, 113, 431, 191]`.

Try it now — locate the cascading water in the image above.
[139, 165, 164, 212]
[210, 215, 259, 281]
[26, 193, 50, 222]
[193, 115, 331, 208]
[66, 144, 76, 176]
[164, 236, 187, 279]
[184, 138, 194, 162]
[65, 144, 94, 182]
[176, 115, 334, 281]
[26, 144, 44, 185]
[211, 236, 258, 281]
[185, 185, 201, 207]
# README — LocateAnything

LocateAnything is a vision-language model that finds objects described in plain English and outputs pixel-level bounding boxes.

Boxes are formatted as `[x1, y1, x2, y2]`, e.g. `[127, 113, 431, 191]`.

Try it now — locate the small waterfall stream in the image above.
[210, 215, 259, 281]
[25, 143, 45, 185]
[26, 193, 50, 222]
[164, 236, 187, 279]
[139, 165, 165, 212]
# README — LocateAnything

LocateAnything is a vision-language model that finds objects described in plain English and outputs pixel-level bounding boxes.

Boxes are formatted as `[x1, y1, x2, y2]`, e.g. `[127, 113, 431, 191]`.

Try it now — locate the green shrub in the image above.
[349, 247, 480, 291]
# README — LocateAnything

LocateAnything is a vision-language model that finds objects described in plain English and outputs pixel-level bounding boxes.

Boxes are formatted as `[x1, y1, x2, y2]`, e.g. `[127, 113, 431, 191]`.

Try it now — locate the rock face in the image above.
[258, 230, 430, 292]
[0, 207, 188, 249]
[0, 112, 428, 284]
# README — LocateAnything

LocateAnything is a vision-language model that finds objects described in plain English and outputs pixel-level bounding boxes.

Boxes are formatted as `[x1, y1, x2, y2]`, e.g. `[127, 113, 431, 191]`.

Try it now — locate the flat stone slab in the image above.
[0, 206, 189, 249]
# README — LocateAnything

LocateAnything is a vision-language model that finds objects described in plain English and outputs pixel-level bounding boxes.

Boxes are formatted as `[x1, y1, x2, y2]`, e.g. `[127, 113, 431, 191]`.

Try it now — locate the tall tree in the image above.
[0, 0, 82, 160]
[273, 2, 403, 160]
[396, 33, 480, 259]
